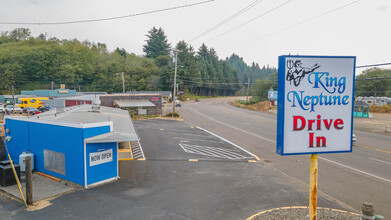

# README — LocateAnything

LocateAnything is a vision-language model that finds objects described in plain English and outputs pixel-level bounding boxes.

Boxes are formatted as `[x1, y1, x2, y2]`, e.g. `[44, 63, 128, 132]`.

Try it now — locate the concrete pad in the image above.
[0, 172, 74, 202]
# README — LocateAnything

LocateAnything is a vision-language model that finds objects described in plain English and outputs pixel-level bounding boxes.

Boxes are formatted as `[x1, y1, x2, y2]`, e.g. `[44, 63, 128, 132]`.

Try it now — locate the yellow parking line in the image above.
[189, 159, 198, 162]
[137, 158, 146, 161]
[118, 149, 132, 152]
[248, 160, 257, 163]
[355, 144, 391, 154]
[253, 155, 260, 161]
[119, 158, 133, 161]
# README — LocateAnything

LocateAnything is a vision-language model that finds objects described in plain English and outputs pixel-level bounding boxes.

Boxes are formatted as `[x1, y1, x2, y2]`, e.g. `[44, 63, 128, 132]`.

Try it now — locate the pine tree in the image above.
[143, 27, 171, 59]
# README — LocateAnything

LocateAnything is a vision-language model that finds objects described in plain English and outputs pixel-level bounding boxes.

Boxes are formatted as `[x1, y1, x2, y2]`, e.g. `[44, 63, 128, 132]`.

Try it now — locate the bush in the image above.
[165, 112, 180, 117]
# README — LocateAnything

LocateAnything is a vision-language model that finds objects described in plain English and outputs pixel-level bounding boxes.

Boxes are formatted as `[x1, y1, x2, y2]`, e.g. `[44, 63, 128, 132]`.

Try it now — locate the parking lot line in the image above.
[196, 126, 259, 158]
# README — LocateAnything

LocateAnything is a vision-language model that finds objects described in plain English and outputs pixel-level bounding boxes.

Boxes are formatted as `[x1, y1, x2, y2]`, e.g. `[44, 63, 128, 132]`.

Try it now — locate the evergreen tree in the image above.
[143, 27, 171, 59]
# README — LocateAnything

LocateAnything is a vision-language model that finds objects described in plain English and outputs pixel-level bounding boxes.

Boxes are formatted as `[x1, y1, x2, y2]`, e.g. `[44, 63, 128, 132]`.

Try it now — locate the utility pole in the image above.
[171, 48, 180, 117]
[51, 81, 54, 90]
[11, 85, 15, 115]
[122, 72, 125, 94]
[246, 77, 250, 103]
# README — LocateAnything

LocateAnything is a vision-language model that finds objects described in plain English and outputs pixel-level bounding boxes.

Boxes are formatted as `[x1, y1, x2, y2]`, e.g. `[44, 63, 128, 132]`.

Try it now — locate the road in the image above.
[177, 97, 391, 218]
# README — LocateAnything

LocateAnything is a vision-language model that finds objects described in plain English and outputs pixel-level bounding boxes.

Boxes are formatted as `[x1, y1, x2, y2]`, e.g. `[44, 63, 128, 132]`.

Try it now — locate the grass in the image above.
[131, 114, 160, 121]
[231, 100, 277, 112]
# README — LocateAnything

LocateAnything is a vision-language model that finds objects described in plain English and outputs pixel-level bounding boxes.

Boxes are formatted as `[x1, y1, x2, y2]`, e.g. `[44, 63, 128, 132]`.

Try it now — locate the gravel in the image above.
[250, 207, 360, 220]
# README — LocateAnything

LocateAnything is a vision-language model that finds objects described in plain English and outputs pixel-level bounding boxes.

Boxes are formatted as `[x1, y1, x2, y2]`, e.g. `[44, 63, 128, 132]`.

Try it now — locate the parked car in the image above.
[39, 104, 54, 112]
[195, 98, 200, 102]
[5, 105, 23, 114]
[352, 133, 357, 143]
[0, 105, 5, 113]
[23, 107, 41, 115]
[175, 103, 182, 107]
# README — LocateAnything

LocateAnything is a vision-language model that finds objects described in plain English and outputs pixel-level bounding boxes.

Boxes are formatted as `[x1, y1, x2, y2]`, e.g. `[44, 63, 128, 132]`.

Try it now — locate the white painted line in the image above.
[196, 126, 258, 157]
[369, 157, 391, 165]
[181, 144, 233, 159]
[319, 157, 391, 184]
[172, 137, 224, 143]
[191, 109, 276, 143]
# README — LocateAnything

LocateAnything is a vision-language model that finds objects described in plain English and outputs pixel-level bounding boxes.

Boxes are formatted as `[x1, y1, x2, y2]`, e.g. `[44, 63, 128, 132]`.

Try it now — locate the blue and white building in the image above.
[4, 105, 139, 188]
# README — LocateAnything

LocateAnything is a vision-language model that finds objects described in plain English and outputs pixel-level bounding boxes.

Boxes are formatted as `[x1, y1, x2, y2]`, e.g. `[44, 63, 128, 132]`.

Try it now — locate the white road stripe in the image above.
[180, 144, 249, 159]
[191, 109, 276, 143]
[319, 157, 391, 183]
[182, 144, 236, 159]
[196, 126, 259, 157]
[172, 137, 224, 143]
[369, 157, 391, 165]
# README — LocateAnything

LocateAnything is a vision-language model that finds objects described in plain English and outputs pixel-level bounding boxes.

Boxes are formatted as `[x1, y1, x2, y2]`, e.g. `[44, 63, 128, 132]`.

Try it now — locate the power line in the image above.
[0, 0, 214, 25]
[356, 63, 391, 69]
[239, 0, 361, 46]
[205, 0, 292, 43]
[188, 0, 264, 42]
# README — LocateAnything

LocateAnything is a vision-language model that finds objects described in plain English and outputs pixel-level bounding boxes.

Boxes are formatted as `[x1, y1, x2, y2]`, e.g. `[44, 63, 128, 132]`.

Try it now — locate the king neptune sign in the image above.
[277, 55, 356, 155]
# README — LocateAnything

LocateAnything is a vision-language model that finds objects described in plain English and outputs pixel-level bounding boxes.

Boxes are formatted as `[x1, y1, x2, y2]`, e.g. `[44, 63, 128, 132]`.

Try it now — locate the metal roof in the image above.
[114, 99, 155, 107]
[126, 91, 171, 97]
[32, 105, 139, 142]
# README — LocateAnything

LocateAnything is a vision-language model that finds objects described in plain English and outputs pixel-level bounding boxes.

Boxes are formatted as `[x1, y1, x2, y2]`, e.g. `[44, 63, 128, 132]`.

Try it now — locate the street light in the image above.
[171, 48, 181, 118]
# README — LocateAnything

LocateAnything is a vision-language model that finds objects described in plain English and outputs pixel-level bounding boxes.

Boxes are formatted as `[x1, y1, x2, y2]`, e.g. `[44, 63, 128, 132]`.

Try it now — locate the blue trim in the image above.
[276, 55, 356, 156]
[276, 56, 286, 155]
[279, 150, 352, 156]
[279, 55, 356, 59]
[350, 57, 357, 152]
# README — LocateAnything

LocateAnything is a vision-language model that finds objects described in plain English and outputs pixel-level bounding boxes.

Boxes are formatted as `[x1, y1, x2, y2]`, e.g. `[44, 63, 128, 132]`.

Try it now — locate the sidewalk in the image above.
[0, 172, 75, 202]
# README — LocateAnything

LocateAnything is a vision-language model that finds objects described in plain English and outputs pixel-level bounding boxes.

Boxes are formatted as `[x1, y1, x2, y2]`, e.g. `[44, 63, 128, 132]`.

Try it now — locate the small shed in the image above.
[353, 101, 369, 118]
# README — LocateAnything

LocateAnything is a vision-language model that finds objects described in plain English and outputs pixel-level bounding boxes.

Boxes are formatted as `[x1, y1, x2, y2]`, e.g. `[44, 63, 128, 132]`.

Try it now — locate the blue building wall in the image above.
[4, 118, 114, 186]
[86, 142, 117, 185]
[21, 89, 77, 97]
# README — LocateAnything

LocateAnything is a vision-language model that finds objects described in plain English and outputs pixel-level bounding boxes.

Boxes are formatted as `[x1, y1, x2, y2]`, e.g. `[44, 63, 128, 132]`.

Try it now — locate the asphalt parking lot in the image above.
[135, 119, 257, 162]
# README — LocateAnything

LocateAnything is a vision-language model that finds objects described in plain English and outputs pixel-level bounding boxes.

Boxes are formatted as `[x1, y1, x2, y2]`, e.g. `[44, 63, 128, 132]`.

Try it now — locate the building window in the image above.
[44, 149, 65, 175]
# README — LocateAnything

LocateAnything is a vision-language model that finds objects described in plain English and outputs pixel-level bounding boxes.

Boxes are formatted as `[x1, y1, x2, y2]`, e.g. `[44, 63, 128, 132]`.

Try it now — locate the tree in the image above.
[355, 68, 391, 97]
[143, 27, 171, 59]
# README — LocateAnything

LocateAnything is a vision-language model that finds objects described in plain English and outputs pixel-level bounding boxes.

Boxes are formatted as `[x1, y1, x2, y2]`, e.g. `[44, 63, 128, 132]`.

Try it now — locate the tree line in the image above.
[0, 27, 276, 96]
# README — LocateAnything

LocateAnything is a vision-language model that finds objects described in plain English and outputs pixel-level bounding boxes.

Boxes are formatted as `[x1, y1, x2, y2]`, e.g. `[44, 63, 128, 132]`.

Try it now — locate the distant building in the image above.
[21, 89, 77, 97]
[126, 91, 171, 102]
[355, 96, 391, 106]
[100, 94, 162, 115]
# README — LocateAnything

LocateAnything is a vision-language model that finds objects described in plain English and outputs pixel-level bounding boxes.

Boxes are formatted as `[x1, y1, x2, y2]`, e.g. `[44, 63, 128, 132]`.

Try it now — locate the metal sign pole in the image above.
[309, 154, 318, 220]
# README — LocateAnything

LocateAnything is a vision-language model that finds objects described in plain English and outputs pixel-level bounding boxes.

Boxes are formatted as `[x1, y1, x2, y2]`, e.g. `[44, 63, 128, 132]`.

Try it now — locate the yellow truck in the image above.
[18, 97, 49, 109]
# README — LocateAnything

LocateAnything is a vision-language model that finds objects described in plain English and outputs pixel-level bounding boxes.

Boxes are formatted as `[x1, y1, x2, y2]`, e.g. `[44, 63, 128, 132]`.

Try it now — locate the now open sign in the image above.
[277, 55, 356, 155]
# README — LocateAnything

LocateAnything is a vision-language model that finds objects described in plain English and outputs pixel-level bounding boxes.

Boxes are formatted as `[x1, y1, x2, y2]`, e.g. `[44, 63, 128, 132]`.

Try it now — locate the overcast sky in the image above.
[1, 0, 390, 73]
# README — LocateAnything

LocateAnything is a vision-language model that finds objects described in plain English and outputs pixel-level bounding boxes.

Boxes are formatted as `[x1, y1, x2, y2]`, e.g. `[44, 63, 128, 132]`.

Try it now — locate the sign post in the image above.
[309, 154, 318, 220]
[277, 55, 356, 219]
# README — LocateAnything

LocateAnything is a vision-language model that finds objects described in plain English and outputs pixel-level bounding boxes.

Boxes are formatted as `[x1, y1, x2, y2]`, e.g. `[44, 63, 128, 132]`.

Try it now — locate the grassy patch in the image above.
[231, 100, 277, 112]
[131, 114, 160, 121]
[369, 104, 391, 113]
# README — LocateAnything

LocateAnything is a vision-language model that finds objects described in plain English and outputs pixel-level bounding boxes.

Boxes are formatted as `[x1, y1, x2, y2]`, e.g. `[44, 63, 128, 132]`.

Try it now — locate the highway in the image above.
[178, 97, 391, 218]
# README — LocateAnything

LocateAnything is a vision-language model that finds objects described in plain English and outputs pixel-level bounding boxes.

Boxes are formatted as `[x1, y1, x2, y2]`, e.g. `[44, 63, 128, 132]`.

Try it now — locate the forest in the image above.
[0, 27, 276, 96]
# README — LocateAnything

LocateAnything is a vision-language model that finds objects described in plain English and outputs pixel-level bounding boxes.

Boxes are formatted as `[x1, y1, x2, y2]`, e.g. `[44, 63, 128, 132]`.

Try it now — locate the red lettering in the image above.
[323, 119, 333, 130]
[316, 115, 321, 130]
[309, 132, 314, 147]
[334, 119, 344, 129]
[293, 116, 306, 131]
[308, 120, 315, 130]
[316, 136, 326, 147]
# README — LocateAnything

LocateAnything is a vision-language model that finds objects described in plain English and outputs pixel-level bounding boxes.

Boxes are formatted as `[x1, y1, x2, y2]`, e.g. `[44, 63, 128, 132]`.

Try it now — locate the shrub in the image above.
[165, 112, 180, 117]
